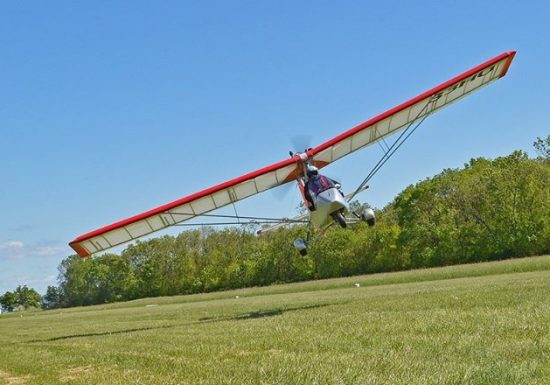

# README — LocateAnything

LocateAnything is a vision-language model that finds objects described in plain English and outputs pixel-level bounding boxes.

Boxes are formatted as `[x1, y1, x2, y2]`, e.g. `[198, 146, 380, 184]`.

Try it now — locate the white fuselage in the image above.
[309, 187, 349, 228]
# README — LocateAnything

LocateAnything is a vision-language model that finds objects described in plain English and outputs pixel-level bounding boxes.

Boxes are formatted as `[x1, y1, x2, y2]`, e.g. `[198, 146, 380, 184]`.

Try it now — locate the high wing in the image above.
[69, 51, 515, 258]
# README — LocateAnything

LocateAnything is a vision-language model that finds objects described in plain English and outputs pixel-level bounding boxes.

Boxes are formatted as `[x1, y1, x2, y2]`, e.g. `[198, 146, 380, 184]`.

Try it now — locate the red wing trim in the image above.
[309, 51, 516, 159]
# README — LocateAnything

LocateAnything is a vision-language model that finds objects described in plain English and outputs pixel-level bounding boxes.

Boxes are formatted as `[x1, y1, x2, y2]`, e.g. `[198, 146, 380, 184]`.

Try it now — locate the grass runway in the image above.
[1, 256, 549, 384]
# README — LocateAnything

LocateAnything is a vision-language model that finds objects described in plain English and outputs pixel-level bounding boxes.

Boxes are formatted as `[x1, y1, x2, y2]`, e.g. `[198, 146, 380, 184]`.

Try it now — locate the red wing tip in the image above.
[69, 241, 91, 258]
[499, 50, 517, 78]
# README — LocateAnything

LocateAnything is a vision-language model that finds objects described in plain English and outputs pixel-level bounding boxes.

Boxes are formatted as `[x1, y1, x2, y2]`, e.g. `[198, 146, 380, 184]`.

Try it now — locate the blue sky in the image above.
[1, 1, 548, 294]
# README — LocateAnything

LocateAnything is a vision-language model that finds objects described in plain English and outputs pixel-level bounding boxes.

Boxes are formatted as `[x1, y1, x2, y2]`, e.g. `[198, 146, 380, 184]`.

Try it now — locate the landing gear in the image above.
[332, 211, 347, 228]
[360, 208, 376, 227]
[293, 238, 308, 256]
[293, 222, 312, 255]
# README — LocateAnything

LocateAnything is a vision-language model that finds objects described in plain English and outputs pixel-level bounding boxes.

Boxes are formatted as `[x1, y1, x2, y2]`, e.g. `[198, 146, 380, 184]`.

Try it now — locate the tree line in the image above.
[0, 286, 42, 312]
[2, 137, 549, 311]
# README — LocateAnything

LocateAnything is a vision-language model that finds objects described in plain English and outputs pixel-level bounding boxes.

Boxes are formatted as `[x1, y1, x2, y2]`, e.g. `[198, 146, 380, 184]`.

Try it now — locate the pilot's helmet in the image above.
[306, 165, 319, 177]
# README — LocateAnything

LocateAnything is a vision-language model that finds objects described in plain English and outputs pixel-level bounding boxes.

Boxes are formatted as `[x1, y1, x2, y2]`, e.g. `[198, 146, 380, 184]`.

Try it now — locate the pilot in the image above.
[304, 165, 319, 210]
[305, 165, 341, 210]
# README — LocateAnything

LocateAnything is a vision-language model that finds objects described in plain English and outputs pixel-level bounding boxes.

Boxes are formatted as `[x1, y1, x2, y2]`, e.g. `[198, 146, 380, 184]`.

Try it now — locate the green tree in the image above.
[0, 291, 16, 312]
[392, 152, 550, 265]
[1, 286, 42, 311]
[533, 134, 550, 161]
[57, 254, 96, 307]
[42, 286, 62, 309]
[13, 285, 42, 309]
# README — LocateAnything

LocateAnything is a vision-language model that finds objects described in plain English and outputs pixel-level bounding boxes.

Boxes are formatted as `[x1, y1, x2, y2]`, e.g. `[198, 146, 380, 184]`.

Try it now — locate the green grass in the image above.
[1, 256, 549, 385]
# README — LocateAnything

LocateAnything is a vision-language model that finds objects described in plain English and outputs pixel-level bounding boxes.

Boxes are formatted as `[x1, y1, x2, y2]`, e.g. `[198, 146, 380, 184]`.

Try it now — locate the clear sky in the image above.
[1, 1, 549, 295]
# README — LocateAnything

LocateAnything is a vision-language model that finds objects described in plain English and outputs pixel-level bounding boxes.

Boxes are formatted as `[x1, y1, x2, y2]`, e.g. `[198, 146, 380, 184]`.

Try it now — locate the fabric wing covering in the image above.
[70, 51, 516, 257]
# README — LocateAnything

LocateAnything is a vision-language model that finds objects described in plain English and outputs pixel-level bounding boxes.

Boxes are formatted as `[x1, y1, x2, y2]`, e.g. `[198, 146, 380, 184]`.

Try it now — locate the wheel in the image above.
[333, 211, 347, 228]
[294, 238, 308, 255]
[360, 213, 376, 227]
[361, 208, 376, 227]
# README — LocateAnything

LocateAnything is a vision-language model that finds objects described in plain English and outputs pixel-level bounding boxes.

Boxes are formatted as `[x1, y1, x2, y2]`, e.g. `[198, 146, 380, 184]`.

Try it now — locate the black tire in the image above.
[361, 213, 376, 227]
[360, 211, 376, 227]
[333, 211, 347, 228]
[299, 248, 308, 256]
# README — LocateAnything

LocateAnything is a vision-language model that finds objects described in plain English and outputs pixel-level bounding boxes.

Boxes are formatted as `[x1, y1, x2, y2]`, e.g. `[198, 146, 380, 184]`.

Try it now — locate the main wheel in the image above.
[360, 208, 376, 227]
[333, 211, 347, 228]
[294, 238, 308, 255]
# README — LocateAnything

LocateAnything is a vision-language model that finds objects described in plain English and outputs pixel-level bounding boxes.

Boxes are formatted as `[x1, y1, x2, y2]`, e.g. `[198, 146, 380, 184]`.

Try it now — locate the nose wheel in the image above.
[332, 211, 347, 228]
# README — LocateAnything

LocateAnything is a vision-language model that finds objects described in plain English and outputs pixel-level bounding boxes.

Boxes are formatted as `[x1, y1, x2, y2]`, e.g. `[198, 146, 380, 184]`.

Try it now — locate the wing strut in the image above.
[347, 95, 437, 201]
[166, 212, 308, 227]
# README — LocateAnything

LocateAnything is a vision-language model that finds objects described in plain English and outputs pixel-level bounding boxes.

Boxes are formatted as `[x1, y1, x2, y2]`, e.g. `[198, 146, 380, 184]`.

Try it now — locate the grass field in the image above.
[1, 256, 549, 385]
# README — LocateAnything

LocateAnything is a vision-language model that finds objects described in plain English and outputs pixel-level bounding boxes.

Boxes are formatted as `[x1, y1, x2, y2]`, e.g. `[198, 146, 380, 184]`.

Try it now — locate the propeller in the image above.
[271, 135, 312, 203]
[273, 134, 341, 203]
[271, 181, 296, 201]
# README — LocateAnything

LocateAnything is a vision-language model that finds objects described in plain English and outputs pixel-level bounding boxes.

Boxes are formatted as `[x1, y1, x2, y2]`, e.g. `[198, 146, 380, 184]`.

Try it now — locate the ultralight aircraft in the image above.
[70, 51, 516, 257]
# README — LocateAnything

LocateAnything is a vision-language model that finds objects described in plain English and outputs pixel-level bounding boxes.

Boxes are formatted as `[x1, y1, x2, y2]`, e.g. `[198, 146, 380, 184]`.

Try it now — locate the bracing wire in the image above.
[348, 98, 436, 201]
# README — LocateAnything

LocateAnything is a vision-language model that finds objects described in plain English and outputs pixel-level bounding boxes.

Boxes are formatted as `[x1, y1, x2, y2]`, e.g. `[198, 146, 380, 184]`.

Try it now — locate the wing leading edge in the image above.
[69, 51, 516, 257]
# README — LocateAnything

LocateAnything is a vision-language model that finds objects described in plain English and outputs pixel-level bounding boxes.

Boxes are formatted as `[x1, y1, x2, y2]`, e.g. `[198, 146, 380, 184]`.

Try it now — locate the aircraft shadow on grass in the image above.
[28, 302, 338, 343]
[198, 302, 333, 323]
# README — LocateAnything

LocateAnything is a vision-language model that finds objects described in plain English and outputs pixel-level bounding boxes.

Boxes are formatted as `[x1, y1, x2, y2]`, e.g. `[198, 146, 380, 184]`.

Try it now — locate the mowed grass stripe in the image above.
[0, 255, 548, 384]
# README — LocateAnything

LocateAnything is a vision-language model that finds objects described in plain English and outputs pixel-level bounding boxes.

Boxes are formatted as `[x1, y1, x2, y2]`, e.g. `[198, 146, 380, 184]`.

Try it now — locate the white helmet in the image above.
[306, 165, 319, 177]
